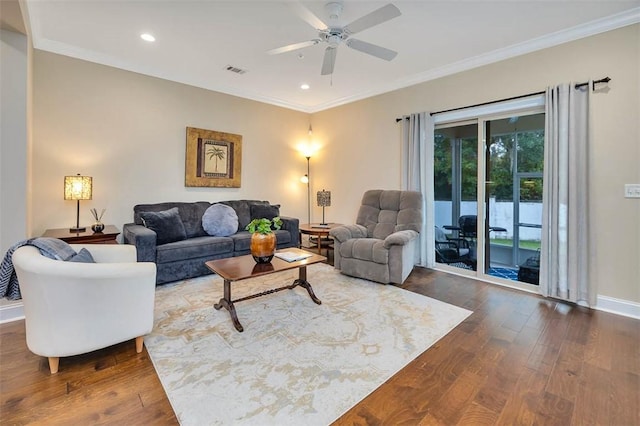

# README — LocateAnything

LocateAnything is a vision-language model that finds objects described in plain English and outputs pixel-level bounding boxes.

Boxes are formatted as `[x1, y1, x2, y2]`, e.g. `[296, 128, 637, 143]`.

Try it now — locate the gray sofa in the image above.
[123, 200, 299, 284]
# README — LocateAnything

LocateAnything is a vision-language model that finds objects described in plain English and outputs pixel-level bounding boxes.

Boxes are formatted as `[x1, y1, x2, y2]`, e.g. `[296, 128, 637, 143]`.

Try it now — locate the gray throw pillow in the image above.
[249, 203, 280, 221]
[140, 207, 187, 245]
[202, 203, 239, 237]
[68, 248, 96, 263]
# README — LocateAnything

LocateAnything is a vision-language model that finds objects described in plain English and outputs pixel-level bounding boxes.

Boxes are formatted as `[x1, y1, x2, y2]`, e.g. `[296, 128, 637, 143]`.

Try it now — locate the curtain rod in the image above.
[395, 76, 611, 122]
[574, 76, 611, 90]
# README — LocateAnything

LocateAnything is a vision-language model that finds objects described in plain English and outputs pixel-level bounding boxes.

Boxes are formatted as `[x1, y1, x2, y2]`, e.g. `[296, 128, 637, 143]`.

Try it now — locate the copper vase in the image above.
[250, 232, 276, 263]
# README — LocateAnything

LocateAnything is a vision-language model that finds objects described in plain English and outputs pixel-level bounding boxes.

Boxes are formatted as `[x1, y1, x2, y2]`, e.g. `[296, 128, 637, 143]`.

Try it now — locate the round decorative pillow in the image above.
[202, 203, 239, 237]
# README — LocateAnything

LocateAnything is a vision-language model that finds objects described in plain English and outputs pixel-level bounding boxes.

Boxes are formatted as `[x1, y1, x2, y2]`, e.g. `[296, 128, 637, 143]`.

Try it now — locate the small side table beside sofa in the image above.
[42, 225, 120, 244]
[299, 223, 342, 257]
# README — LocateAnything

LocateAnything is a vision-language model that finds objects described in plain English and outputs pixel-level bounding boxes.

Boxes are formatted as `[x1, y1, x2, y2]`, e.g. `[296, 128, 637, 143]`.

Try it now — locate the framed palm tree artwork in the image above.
[185, 127, 242, 187]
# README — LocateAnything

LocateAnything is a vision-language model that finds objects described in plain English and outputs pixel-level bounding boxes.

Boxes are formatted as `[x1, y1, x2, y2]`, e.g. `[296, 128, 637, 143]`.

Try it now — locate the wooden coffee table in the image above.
[205, 248, 326, 332]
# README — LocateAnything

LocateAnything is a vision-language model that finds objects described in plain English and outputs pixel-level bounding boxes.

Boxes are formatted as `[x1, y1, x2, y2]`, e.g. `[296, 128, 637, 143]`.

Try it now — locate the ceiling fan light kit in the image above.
[268, 1, 401, 76]
[325, 2, 343, 21]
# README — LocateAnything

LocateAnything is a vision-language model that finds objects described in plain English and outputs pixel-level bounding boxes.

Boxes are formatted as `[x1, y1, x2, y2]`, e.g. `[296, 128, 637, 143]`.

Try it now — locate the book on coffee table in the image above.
[274, 250, 313, 262]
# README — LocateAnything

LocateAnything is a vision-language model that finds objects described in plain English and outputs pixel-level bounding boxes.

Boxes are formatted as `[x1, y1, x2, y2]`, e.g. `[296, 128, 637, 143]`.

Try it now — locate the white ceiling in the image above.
[23, 1, 640, 113]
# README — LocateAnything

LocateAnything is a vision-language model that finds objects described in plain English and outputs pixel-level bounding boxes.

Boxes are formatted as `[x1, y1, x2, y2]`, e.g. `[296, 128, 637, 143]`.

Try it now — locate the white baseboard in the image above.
[0, 301, 24, 323]
[596, 295, 640, 320]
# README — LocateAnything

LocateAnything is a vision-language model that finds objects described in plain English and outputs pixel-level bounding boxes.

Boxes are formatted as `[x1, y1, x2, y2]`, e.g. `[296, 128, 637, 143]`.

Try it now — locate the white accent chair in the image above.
[12, 244, 156, 374]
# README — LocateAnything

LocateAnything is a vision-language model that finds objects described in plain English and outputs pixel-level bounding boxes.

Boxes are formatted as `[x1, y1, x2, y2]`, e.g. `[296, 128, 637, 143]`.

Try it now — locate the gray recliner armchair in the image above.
[329, 189, 423, 284]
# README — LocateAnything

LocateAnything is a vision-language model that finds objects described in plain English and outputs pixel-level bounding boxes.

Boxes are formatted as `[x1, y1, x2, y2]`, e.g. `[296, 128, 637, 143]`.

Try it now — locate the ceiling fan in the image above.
[267, 1, 401, 76]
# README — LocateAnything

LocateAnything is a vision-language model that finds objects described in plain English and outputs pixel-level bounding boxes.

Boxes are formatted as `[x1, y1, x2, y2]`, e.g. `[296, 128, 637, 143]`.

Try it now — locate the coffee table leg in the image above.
[214, 279, 244, 332]
[292, 266, 322, 305]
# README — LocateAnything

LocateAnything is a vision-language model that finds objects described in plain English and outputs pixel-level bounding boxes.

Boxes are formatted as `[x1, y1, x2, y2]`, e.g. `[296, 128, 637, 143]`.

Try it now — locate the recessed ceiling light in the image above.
[300, 84, 310, 90]
[140, 33, 155, 42]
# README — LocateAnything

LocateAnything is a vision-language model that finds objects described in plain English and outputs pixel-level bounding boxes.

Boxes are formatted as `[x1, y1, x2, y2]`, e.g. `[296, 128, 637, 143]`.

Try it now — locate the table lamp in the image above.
[64, 174, 92, 232]
[317, 189, 331, 226]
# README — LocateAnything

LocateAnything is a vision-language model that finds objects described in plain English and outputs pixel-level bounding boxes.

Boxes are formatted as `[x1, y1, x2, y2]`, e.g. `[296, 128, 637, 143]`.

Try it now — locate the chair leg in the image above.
[48, 357, 59, 374]
[135, 336, 144, 353]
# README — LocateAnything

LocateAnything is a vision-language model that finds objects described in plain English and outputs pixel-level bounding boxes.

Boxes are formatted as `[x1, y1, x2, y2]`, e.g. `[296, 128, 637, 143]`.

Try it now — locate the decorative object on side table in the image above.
[246, 216, 283, 263]
[63, 174, 92, 232]
[90, 208, 106, 233]
[316, 189, 331, 226]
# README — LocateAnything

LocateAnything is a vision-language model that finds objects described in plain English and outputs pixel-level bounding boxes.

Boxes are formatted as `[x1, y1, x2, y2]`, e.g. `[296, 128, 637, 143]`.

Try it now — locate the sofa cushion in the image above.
[67, 248, 96, 263]
[140, 207, 187, 245]
[155, 236, 234, 264]
[202, 203, 239, 237]
[229, 231, 252, 252]
[339, 238, 389, 265]
[273, 229, 292, 247]
[134, 202, 210, 239]
[220, 200, 269, 230]
[249, 203, 280, 222]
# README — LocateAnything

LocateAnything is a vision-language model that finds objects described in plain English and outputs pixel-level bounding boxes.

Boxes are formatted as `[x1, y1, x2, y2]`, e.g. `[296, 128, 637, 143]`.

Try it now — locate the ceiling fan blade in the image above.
[346, 38, 397, 61]
[343, 4, 401, 35]
[289, 2, 328, 30]
[321, 47, 337, 75]
[267, 40, 320, 55]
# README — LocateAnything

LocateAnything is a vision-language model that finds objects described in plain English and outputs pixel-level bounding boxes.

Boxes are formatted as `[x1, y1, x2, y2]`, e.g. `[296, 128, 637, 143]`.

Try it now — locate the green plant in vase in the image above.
[246, 217, 282, 263]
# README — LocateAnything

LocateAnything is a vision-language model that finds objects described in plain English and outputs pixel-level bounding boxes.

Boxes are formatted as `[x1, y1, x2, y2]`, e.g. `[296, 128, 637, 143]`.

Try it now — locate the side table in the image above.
[299, 223, 342, 256]
[42, 225, 120, 244]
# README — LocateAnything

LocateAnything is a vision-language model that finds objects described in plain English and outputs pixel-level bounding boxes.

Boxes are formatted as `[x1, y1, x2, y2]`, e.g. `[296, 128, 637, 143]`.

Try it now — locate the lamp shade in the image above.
[64, 175, 92, 200]
[317, 190, 331, 207]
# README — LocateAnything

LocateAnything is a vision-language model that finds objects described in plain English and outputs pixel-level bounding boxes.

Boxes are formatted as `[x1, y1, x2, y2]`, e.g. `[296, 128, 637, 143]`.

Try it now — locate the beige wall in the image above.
[313, 24, 640, 303]
[32, 51, 312, 238]
[0, 29, 29, 254]
[30, 25, 639, 304]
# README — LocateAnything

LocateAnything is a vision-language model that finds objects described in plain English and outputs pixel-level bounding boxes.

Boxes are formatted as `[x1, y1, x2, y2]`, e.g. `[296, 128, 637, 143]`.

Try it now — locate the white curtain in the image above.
[540, 83, 595, 305]
[401, 112, 435, 268]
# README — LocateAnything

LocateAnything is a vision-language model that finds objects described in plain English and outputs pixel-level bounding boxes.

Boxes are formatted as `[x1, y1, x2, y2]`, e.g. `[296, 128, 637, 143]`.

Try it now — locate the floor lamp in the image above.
[300, 156, 311, 224]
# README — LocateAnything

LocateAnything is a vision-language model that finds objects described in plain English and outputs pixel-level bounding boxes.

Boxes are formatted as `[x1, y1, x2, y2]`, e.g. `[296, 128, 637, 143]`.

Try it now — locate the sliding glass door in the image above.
[434, 111, 544, 288]
[434, 123, 478, 272]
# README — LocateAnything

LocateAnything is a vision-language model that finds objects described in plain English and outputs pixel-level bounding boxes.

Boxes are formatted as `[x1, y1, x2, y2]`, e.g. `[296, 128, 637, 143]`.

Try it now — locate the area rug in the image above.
[145, 263, 472, 425]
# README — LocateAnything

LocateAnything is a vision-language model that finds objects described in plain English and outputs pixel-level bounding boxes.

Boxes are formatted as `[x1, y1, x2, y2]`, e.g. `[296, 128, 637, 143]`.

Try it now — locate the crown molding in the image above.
[26, 4, 640, 114]
[306, 7, 640, 113]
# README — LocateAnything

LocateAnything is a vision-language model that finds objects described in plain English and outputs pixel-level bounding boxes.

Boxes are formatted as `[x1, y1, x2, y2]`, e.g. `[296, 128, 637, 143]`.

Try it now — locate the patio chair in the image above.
[444, 215, 477, 241]
[435, 226, 476, 270]
[444, 215, 507, 244]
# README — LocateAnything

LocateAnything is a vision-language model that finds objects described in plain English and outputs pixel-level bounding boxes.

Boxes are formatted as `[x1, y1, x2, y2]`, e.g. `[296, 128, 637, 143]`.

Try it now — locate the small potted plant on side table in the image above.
[246, 216, 283, 263]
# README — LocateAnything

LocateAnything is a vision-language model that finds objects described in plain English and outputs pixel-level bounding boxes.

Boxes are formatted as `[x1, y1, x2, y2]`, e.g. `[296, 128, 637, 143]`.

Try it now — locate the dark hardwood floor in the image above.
[1, 267, 638, 425]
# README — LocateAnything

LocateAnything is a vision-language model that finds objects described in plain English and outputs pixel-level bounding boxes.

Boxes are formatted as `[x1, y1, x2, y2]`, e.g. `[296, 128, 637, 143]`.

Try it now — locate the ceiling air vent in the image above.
[224, 65, 247, 75]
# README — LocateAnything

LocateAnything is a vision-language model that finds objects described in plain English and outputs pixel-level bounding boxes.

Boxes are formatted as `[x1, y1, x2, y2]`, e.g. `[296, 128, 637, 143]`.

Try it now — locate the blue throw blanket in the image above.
[0, 238, 77, 300]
